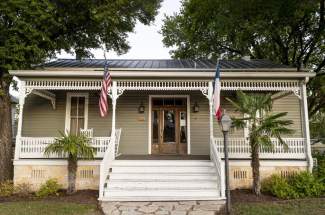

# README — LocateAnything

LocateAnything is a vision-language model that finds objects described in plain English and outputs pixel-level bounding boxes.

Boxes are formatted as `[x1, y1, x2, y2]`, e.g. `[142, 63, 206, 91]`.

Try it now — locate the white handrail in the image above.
[210, 137, 226, 198]
[99, 136, 114, 199]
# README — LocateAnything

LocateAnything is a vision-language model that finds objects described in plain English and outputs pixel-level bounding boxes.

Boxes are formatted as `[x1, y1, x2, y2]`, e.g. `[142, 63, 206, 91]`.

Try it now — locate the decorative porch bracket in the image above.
[31, 90, 56, 109]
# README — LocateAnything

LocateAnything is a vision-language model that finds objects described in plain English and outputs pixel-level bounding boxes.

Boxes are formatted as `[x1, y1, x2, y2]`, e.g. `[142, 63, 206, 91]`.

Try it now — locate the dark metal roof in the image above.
[40, 59, 293, 69]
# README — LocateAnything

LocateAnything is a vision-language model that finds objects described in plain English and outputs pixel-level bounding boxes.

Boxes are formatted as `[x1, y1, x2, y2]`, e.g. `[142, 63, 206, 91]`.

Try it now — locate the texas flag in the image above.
[213, 61, 222, 121]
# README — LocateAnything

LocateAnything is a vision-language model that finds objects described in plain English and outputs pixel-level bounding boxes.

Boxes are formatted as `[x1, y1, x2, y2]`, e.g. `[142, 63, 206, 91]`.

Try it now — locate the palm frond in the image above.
[44, 131, 95, 160]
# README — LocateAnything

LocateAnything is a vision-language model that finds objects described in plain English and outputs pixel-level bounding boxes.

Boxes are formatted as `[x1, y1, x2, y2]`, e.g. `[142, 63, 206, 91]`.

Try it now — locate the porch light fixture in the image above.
[138, 102, 145, 113]
[193, 102, 199, 113]
[220, 112, 232, 215]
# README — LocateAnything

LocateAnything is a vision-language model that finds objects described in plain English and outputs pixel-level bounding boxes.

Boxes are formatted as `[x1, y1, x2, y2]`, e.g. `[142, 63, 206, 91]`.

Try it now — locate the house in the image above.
[9, 58, 315, 201]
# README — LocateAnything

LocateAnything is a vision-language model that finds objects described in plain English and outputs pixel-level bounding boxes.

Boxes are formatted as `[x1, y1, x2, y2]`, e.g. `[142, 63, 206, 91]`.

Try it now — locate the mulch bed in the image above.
[0, 190, 99, 205]
[231, 189, 279, 203]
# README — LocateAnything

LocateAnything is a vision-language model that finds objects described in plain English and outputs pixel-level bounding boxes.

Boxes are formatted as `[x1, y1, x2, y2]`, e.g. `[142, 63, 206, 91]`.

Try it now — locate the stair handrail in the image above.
[210, 136, 226, 198]
[98, 131, 115, 200]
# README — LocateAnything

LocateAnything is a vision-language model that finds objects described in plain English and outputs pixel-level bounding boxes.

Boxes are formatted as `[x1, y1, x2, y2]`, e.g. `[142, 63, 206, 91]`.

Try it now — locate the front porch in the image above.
[13, 78, 312, 201]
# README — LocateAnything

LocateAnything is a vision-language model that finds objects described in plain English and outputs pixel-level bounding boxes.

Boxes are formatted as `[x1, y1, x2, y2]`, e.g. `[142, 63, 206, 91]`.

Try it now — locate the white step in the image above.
[102, 160, 222, 201]
[104, 189, 220, 199]
[112, 160, 213, 167]
[111, 166, 215, 173]
[107, 180, 218, 189]
[109, 173, 218, 180]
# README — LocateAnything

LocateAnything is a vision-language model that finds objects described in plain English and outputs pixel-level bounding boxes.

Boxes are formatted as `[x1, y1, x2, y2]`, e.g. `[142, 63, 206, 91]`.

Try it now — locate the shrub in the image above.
[14, 182, 33, 197]
[288, 171, 324, 198]
[0, 180, 14, 197]
[36, 178, 61, 198]
[261, 175, 298, 199]
[262, 172, 325, 199]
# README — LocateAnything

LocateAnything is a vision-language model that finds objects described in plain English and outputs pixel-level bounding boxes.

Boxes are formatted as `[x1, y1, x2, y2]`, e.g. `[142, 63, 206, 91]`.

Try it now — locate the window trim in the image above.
[65, 92, 89, 134]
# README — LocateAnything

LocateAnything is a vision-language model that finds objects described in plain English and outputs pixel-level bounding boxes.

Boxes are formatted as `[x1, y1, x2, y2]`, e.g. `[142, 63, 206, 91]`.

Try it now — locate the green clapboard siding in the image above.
[21, 90, 303, 154]
[22, 91, 66, 136]
[272, 94, 303, 137]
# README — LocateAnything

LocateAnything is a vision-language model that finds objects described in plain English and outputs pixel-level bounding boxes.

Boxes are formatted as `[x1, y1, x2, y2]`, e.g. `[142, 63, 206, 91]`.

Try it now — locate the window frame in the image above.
[65, 92, 89, 134]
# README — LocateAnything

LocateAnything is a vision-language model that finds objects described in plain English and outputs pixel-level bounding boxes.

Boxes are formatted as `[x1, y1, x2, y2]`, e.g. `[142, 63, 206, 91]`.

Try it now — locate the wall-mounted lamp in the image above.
[193, 102, 199, 113]
[138, 101, 145, 113]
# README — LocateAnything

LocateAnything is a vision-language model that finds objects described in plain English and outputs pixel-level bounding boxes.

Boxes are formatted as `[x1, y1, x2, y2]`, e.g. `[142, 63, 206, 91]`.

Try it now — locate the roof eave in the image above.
[9, 68, 315, 79]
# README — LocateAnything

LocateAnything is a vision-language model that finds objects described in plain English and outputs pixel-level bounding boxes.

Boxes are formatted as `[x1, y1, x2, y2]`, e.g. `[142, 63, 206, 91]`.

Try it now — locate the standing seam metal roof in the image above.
[39, 59, 293, 69]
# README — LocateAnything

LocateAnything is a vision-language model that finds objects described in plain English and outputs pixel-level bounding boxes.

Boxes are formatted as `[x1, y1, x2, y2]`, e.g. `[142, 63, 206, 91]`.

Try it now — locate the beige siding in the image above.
[21, 90, 303, 155]
[272, 94, 303, 137]
[88, 91, 111, 136]
[22, 91, 66, 136]
[116, 91, 149, 154]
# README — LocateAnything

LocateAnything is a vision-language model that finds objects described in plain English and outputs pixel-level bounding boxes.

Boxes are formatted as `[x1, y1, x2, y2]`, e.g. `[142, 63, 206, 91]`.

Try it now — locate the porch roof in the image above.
[40, 58, 296, 70]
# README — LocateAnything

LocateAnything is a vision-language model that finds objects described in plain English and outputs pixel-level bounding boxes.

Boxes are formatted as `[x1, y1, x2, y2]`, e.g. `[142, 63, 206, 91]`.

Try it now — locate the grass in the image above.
[232, 198, 325, 215]
[0, 201, 100, 215]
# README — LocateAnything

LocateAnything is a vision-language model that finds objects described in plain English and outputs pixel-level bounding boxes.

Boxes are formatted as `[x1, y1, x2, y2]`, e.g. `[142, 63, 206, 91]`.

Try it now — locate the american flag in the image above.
[213, 60, 222, 121]
[99, 62, 111, 117]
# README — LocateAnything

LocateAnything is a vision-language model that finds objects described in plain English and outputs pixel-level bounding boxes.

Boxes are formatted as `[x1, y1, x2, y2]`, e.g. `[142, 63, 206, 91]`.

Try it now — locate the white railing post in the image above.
[208, 81, 214, 140]
[301, 81, 313, 172]
[14, 81, 26, 160]
[110, 81, 118, 160]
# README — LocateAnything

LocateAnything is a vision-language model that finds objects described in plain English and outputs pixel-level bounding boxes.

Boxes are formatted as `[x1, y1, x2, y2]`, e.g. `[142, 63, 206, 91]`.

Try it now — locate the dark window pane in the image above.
[78, 97, 85, 116]
[70, 97, 78, 116]
[153, 99, 163, 106]
[180, 111, 187, 144]
[152, 110, 159, 144]
[163, 110, 175, 143]
[164, 98, 174, 106]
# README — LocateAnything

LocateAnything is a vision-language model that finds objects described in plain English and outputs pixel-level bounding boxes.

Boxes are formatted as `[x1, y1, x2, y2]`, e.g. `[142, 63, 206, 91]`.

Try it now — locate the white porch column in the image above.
[14, 81, 26, 160]
[208, 81, 214, 139]
[301, 80, 313, 172]
[110, 81, 118, 159]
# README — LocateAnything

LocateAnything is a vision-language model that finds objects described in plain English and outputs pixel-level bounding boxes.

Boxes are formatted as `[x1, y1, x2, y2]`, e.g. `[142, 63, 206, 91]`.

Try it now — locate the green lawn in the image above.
[233, 198, 325, 215]
[0, 201, 100, 215]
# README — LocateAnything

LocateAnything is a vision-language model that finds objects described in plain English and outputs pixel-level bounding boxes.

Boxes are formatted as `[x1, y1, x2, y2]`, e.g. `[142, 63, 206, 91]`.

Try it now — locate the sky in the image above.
[57, 0, 182, 60]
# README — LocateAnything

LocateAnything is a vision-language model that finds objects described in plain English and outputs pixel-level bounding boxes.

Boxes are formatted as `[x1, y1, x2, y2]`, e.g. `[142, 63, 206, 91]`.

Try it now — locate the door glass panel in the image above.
[163, 110, 175, 143]
[180, 111, 187, 144]
[152, 110, 159, 144]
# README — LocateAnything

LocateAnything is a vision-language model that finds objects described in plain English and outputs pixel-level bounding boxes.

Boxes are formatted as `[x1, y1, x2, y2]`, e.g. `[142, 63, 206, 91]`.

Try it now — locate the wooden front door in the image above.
[151, 98, 188, 155]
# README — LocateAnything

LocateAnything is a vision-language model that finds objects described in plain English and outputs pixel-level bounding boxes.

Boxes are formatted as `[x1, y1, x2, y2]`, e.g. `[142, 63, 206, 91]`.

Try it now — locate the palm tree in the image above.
[227, 91, 294, 195]
[44, 132, 94, 194]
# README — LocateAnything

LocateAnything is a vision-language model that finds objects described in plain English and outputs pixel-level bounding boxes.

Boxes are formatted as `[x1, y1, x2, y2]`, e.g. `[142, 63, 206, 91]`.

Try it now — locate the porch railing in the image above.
[19, 136, 111, 158]
[212, 137, 306, 159]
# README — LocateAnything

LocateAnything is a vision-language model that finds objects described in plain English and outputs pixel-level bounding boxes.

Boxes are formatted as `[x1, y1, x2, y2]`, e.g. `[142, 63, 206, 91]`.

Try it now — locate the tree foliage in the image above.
[227, 91, 293, 195]
[162, 0, 325, 115]
[0, 0, 161, 181]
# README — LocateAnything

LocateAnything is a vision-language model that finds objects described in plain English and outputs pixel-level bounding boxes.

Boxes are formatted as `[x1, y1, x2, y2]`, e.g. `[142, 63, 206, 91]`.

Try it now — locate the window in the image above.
[65, 93, 88, 134]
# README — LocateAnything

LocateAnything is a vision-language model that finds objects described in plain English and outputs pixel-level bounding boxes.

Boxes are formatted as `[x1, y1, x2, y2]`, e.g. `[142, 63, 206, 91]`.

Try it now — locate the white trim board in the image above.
[14, 159, 101, 166]
[148, 95, 191, 155]
[65, 92, 89, 133]
[228, 160, 308, 167]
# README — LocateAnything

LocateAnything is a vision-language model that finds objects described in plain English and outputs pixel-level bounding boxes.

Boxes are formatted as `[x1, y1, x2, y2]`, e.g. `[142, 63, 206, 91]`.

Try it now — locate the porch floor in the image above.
[115, 155, 210, 160]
